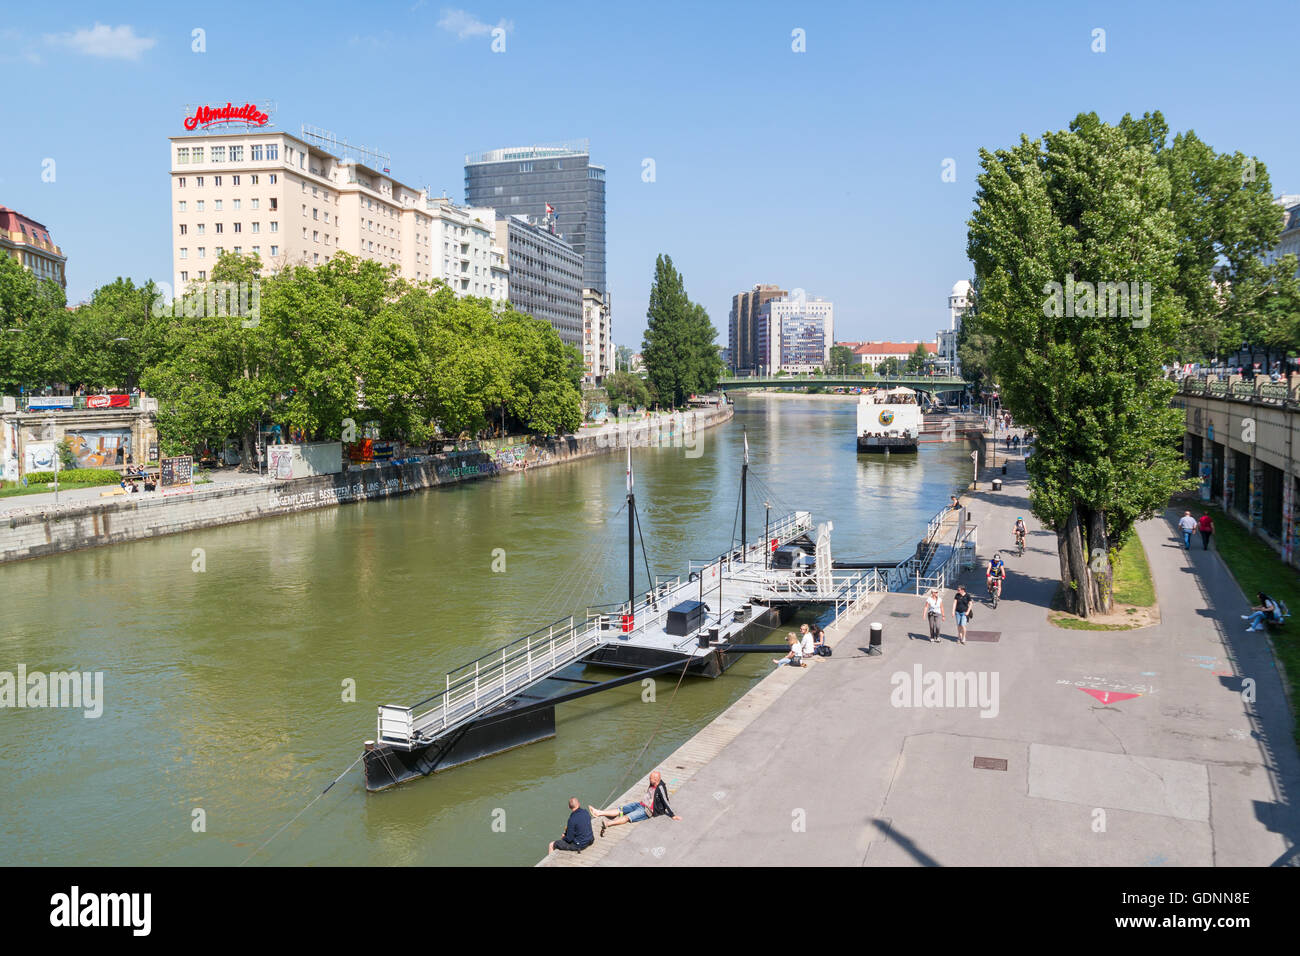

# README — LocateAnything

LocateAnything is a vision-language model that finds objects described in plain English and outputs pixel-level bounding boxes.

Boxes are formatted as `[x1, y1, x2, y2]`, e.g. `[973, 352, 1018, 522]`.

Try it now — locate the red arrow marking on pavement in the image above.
[1079, 687, 1140, 705]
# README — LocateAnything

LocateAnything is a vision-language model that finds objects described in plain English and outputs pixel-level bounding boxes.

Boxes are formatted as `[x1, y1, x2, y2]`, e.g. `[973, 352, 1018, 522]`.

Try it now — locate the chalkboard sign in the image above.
[160, 455, 194, 494]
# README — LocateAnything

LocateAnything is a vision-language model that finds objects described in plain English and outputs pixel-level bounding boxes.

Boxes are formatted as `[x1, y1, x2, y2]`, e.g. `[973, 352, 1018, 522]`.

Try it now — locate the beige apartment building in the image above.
[0, 206, 67, 289]
[582, 288, 613, 383]
[168, 130, 507, 300]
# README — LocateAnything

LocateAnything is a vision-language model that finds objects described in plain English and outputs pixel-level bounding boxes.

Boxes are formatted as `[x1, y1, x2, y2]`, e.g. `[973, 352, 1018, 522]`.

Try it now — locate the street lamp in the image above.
[46, 412, 59, 505]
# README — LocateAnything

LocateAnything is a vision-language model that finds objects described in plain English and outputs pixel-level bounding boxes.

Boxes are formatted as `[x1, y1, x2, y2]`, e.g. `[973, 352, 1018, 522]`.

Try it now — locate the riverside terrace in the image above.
[1, 393, 159, 477]
[1176, 375, 1300, 568]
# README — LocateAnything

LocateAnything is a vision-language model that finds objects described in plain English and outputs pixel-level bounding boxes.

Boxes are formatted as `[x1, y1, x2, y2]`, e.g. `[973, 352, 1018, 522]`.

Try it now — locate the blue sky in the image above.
[1, 0, 1295, 348]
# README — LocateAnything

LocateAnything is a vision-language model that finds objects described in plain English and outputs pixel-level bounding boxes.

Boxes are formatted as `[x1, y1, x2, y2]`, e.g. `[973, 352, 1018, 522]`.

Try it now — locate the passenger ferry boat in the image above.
[857, 386, 921, 453]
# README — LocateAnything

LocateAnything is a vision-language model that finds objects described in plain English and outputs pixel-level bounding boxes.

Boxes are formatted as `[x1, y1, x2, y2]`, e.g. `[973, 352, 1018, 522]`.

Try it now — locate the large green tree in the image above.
[829, 344, 854, 373]
[968, 111, 1194, 617]
[641, 255, 722, 407]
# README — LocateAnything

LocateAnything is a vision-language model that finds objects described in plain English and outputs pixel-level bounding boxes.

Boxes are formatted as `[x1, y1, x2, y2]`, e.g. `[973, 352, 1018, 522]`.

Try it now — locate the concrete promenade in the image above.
[550, 452, 1300, 866]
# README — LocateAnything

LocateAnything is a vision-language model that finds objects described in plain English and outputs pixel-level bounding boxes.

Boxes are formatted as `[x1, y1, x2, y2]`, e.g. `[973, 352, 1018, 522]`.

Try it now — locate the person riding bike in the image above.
[1014, 517, 1027, 552]
[987, 554, 1007, 601]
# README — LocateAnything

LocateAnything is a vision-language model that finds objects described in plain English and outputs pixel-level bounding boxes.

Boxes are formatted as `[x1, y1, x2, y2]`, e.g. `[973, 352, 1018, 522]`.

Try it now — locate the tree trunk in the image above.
[239, 430, 257, 472]
[1060, 505, 1094, 617]
[1086, 507, 1113, 613]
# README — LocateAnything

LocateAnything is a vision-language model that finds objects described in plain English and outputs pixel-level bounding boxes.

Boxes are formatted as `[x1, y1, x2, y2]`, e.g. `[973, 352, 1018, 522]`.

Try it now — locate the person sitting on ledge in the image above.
[548, 797, 594, 854]
[589, 770, 681, 836]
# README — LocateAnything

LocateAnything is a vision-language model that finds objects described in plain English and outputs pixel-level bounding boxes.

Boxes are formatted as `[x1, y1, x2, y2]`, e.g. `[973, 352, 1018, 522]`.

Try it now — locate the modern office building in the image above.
[168, 125, 507, 301]
[582, 288, 613, 384]
[0, 206, 66, 289]
[494, 214, 584, 348]
[465, 141, 606, 294]
[729, 283, 786, 373]
[757, 295, 834, 374]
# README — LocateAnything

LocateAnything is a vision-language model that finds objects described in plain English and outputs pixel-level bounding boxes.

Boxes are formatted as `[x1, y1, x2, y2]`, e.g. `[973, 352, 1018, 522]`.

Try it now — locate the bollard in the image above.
[868, 622, 883, 655]
[992, 478, 1003, 491]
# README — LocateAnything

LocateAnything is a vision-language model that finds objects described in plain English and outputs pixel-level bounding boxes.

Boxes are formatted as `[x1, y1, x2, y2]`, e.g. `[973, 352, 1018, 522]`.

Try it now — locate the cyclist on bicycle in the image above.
[987, 553, 1007, 600]
[1014, 517, 1027, 552]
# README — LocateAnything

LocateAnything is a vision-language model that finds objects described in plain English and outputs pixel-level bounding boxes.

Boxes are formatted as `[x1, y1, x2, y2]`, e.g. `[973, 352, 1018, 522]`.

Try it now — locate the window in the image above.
[250, 174, 259, 185]
[269, 198, 277, 211]
[269, 173, 277, 184]
[198, 270, 206, 280]
[215, 247, 223, 256]
[177, 201, 187, 212]
[251, 144, 263, 161]
[196, 176, 204, 187]
[299, 153, 305, 169]
[198, 248, 206, 259]
[213, 176, 222, 186]
[196, 224, 205, 235]
[232, 199, 240, 210]
[302, 204, 307, 216]
[301, 183, 307, 194]
[270, 245, 279, 256]
[196, 201, 205, 212]
[180, 271, 188, 281]
[232, 175, 240, 186]
[192, 148, 204, 163]
[234, 246, 241, 254]
[266, 143, 278, 161]
[211, 146, 225, 163]
[302, 227, 307, 239]
[229, 146, 243, 162]
[177, 147, 190, 164]
[312, 230, 319, 242]
[179, 224, 188, 235]
[214, 200, 223, 211]
[270, 222, 278, 233]
[251, 199, 259, 209]
[180, 248, 188, 259]
[214, 223, 223, 234]
[251, 246, 259, 255]
[178, 177, 186, 188]
[312, 208, 318, 220]
[313, 253, 319, 264]
[251, 222, 260, 233]
[324, 212, 329, 223]
[233, 223, 241, 233]
[311, 186, 317, 197]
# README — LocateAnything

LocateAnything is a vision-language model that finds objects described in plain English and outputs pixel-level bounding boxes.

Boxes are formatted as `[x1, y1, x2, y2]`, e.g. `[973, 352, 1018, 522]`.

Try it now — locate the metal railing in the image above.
[913, 526, 980, 594]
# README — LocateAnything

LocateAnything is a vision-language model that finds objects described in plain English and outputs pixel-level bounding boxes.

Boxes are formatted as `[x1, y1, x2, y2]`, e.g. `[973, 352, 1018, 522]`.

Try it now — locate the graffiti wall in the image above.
[65, 428, 132, 468]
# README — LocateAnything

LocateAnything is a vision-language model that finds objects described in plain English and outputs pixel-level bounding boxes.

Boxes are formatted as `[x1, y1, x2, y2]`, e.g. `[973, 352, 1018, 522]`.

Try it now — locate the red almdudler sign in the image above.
[184, 102, 270, 131]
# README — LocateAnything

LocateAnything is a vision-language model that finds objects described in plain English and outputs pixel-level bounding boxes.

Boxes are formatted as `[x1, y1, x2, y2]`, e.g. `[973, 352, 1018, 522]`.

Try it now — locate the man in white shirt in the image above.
[1178, 510, 1197, 549]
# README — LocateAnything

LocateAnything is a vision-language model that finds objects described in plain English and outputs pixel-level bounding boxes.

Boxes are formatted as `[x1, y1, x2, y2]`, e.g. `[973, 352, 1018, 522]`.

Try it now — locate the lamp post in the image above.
[764, 501, 771, 571]
[47, 412, 59, 505]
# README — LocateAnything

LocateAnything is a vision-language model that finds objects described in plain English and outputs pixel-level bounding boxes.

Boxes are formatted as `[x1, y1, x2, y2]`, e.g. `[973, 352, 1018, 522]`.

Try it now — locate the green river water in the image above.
[1, 395, 973, 866]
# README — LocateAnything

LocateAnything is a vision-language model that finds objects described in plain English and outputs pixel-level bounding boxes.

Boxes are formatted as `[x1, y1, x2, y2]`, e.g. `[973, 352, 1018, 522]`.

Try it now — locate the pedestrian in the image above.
[952, 584, 972, 645]
[548, 797, 595, 854]
[923, 588, 945, 643]
[1198, 512, 1214, 550]
[1178, 510, 1197, 549]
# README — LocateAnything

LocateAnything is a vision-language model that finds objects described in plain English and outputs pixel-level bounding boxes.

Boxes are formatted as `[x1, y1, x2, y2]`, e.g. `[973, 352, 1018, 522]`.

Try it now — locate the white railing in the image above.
[913, 526, 980, 594]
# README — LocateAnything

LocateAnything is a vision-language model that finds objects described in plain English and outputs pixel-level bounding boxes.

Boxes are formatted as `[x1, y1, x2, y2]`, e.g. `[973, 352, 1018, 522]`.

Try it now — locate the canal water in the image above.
[1, 395, 973, 866]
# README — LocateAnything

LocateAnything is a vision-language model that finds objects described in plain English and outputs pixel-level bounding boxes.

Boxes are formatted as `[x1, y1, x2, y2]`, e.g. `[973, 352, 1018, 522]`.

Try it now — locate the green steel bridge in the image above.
[717, 374, 970, 399]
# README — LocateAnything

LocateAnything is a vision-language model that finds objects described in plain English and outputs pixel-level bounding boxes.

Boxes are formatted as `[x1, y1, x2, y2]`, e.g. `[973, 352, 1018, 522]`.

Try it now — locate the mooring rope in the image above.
[238, 750, 366, 867]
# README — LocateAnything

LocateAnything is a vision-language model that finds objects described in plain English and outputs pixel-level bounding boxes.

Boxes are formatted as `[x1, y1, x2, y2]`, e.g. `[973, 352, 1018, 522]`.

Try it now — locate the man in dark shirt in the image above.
[549, 797, 594, 853]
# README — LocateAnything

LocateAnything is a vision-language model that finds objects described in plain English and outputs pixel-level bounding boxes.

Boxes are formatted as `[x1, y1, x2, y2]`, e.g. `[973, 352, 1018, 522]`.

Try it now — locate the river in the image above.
[0, 395, 974, 866]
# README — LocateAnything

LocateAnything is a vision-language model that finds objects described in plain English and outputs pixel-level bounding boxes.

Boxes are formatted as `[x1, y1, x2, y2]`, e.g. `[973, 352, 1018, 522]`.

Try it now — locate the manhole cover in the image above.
[973, 756, 1008, 771]
[964, 630, 1001, 642]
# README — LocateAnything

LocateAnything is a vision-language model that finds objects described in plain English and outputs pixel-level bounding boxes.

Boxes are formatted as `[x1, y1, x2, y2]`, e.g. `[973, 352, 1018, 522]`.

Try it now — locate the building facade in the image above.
[582, 289, 613, 383]
[936, 279, 972, 376]
[465, 141, 606, 294]
[0, 206, 66, 289]
[1262, 195, 1300, 279]
[729, 283, 786, 374]
[168, 129, 507, 302]
[494, 214, 584, 348]
[757, 295, 834, 374]
[851, 341, 939, 370]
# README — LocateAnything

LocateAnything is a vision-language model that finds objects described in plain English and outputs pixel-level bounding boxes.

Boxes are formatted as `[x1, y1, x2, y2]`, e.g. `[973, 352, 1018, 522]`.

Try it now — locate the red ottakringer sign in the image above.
[184, 102, 270, 131]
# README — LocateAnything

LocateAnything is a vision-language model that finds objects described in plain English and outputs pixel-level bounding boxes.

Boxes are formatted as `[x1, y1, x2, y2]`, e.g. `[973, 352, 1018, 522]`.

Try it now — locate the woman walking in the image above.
[923, 588, 945, 643]
[1198, 512, 1214, 551]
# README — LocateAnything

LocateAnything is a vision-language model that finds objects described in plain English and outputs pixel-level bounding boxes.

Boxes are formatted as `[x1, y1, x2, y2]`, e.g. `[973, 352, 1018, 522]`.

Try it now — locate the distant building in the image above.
[0, 206, 66, 289]
[729, 283, 786, 373]
[758, 295, 834, 374]
[582, 288, 613, 383]
[852, 341, 939, 371]
[494, 213, 583, 347]
[936, 279, 972, 375]
[1262, 195, 1300, 279]
[465, 141, 606, 294]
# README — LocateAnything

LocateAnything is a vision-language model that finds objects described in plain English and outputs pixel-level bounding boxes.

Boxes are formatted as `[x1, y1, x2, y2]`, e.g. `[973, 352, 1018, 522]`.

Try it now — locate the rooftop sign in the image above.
[183, 102, 271, 131]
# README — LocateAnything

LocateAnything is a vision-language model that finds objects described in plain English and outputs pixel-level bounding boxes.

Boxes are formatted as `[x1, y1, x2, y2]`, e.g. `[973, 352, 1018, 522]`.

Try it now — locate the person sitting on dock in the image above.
[589, 770, 682, 836]
[773, 633, 807, 667]
[799, 623, 817, 657]
[549, 797, 595, 854]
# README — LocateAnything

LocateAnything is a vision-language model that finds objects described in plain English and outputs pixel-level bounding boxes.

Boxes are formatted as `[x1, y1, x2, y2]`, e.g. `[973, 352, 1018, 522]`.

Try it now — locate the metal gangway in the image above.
[376, 510, 819, 752]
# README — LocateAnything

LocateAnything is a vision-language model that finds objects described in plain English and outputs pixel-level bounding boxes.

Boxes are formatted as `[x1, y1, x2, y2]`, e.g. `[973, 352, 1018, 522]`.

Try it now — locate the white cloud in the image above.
[437, 8, 512, 40]
[44, 23, 156, 61]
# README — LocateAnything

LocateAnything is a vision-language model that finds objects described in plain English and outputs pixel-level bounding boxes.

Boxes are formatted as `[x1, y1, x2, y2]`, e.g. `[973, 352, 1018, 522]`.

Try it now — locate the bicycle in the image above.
[988, 577, 1002, 608]
[1015, 531, 1025, 556]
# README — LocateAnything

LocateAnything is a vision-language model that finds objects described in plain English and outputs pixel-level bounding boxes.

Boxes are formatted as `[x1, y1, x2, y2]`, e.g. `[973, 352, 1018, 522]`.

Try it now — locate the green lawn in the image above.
[1194, 503, 1300, 744]
[1112, 534, 1156, 607]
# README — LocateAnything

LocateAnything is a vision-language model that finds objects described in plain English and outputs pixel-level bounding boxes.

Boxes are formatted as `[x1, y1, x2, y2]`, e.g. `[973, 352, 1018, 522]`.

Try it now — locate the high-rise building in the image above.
[582, 288, 613, 384]
[168, 127, 508, 301]
[494, 214, 583, 347]
[0, 206, 66, 289]
[758, 295, 834, 374]
[937, 279, 972, 375]
[465, 141, 606, 294]
[729, 283, 786, 373]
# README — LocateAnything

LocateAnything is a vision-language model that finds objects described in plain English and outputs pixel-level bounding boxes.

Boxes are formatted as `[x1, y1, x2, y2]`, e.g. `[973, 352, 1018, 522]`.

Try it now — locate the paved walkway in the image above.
[558, 453, 1300, 866]
[0, 467, 269, 518]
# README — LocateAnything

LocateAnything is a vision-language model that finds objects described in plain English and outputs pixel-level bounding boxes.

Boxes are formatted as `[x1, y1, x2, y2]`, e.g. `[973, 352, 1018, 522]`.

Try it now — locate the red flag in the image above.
[545, 203, 554, 215]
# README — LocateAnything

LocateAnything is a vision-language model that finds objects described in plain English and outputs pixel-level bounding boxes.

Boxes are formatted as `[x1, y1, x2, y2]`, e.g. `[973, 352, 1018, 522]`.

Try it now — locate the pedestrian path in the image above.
[562, 454, 1300, 866]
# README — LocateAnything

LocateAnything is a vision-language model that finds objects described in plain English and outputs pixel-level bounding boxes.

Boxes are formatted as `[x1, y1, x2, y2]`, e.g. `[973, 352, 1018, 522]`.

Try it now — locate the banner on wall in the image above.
[65, 428, 132, 468]
[86, 394, 131, 409]
[25, 442, 57, 472]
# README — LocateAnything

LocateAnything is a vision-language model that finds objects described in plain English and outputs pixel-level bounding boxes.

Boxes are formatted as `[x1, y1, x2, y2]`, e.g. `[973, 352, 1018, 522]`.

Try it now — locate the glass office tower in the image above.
[464, 140, 606, 293]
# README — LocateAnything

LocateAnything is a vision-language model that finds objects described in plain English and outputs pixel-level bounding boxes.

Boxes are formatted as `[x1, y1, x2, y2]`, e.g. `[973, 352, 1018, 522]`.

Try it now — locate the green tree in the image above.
[603, 370, 650, 409]
[876, 357, 902, 376]
[967, 111, 1194, 617]
[642, 255, 721, 407]
[0, 252, 69, 393]
[829, 345, 854, 373]
[906, 344, 928, 372]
